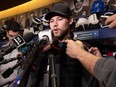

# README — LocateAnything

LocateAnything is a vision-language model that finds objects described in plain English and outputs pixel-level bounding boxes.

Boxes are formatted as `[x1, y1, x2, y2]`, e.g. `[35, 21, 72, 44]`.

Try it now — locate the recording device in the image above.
[0, 30, 52, 58]
[2, 60, 22, 78]
[0, 56, 22, 65]
[38, 29, 60, 55]
[0, 32, 35, 59]
[10, 30, 60, 87]
[38, 29, 53, 44]
[38, 30, 59, 87]
[39, 35, 49, 45]
[12, 34, 26, 48]
[6, 30, 57, 87]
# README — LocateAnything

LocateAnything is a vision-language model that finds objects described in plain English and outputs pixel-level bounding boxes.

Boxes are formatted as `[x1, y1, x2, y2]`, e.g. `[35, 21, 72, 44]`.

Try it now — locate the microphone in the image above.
[38, 29, 60, 54]
[2, 60, 22, 78]
[39, 35, 49, 45]
[38, 29, 53, 44]
[0, 32, 35, 59]
[0, 56, 22, 65]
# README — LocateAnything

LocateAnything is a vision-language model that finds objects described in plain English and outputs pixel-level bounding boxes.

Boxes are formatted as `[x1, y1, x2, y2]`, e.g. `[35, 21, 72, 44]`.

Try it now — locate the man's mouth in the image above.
[53, 29, 59, 34]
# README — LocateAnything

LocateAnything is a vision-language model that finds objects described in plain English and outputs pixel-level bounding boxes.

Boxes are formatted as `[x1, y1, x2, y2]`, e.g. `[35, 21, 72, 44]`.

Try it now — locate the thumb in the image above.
[64, 39, 72, 43]
[75, 40, 84, 49]
[64, 39, 69, 43]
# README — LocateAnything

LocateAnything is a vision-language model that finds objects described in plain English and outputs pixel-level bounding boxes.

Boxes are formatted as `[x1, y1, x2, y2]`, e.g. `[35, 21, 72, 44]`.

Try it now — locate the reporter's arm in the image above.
[65, 40, 100, 75]
[74, 49, 100, 75]
[65, 40, 116, 86]
[94, 58, 116, 87]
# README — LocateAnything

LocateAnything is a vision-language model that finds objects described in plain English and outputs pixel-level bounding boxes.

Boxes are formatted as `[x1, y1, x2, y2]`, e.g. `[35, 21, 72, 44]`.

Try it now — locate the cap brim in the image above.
[45, 11, 68, 20]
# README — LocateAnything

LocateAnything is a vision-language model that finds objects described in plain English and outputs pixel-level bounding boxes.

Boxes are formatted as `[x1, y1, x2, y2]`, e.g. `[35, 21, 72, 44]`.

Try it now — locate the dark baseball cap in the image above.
[45, 2, 72, 20]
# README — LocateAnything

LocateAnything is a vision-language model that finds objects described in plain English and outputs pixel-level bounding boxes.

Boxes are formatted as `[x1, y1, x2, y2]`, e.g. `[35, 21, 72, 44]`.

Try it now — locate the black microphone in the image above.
[42, 39, 61, 55]
[2, 60, 22, 78]
[39, 35, 49, 45]
[38, 30, 61, 54]
[0, 56, 21, 65]
[38, 30, 53, 44]
[0, 32, 35, 59]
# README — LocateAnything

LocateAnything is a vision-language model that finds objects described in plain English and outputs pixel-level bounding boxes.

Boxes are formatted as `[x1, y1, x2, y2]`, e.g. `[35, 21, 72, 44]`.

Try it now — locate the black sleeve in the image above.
[94, 58, 116, 87]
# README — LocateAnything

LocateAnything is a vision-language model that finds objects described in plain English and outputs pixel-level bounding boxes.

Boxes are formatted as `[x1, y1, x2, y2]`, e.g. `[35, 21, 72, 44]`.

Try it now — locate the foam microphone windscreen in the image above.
[38, 30, 53, 44]
[23, 32, 35, 42]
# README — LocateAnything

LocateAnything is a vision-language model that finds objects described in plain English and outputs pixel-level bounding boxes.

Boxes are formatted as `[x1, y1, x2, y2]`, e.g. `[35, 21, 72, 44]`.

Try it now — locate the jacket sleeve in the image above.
[94, 58, 116, 87]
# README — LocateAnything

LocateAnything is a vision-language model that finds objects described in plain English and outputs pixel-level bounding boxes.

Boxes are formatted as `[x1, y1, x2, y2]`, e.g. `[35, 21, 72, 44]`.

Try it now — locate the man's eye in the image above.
[9, 35, 14, 37]
[58, 18, 63, 20]
[50, 20, 53, 23]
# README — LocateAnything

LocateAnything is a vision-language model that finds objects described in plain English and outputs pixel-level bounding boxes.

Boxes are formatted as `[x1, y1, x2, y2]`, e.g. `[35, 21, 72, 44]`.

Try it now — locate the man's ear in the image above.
[6, 32, 9, 38]
[69, 16, 74, 25]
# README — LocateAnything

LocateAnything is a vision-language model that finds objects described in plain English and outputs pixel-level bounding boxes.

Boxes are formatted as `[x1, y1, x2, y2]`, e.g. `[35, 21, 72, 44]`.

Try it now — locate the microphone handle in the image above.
[0, 57, 17, 65]
[0, 57, 4, 61]
[12, 60, 22, 70]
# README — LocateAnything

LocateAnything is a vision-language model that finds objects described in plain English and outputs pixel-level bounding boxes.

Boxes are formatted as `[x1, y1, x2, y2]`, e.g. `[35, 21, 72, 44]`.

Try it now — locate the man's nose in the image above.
[53, 21, 58, 27]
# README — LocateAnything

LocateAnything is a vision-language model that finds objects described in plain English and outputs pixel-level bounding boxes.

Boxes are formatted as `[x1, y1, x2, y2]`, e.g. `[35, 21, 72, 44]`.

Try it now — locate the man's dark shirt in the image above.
[58, 42, 83, 87]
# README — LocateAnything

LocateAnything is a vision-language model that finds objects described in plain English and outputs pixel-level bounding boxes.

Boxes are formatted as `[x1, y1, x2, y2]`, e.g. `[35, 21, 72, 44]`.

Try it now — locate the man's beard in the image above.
[53, 29, 69, 40]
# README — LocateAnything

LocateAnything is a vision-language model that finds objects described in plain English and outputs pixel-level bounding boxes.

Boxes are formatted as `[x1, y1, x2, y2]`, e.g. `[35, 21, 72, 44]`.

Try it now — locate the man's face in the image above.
[7, 30, 19, 45]
[49, 16, 71, 39]
[75, 0, 83, 10]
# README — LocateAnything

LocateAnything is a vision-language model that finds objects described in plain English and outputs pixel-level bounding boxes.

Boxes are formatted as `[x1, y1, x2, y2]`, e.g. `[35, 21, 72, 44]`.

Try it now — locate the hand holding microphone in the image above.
[0, 32, 35, 59]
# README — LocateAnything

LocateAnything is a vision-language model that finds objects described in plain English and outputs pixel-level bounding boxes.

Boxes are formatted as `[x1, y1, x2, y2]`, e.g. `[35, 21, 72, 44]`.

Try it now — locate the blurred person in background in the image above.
[71, 0, 89, 19]
[0, 20, 22, 87]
